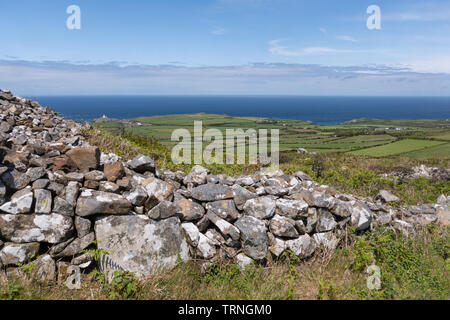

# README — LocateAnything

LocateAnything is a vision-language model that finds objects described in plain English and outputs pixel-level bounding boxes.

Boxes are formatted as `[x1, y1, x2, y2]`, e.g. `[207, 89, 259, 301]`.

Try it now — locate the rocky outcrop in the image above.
[0, 89, 448, 282]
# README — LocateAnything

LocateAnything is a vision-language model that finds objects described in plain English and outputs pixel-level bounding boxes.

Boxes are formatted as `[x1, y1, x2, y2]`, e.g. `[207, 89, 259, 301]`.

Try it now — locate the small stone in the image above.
[84, 170, 106, 181]
[316, 210, 337, 232]
[286, 234, 318, 259]
[0, 187, 34, 214]
[269, 214, 299, 238]
[175, 198, 205, 221]
[196, 233, 216, 259]
[75, 216, 92, 237]
[181, 222, 200, 247]
[300, 189, 335, 209]
[34, 189, 52, 214]
[0, 242, 40, 265]
[207, 211, 240, 241]
[243, 196, 276, 220]
[127, 155, 155, 173]
[148, 200, 176, 219]
[104, 161, 125, 182]
[75, 190, 132, 217]
[236, 253, 253, 271]
[53, 197, 74, 216]
[232, 185, 257, 210]
[183, 165, 209, 185]
[99, 181, 120, 193]
[65, 172, 84, 182]
[66, 147, 100, 172]
[234, 216, 268, 260]
[376, 190, 400, 203]
[32, 178, 49, 189]
[313, 232, 340, 250]
[124, 185, 148, 206]
[351, 202, 373, 231]
[205, 200, 239, 222]
[53, 232, 95, 258]
[190, 184, 234, 202]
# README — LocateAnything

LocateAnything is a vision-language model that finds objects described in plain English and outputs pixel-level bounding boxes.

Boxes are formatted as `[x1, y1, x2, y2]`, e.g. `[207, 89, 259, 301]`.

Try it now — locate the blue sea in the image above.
[30, 96, 450, 125]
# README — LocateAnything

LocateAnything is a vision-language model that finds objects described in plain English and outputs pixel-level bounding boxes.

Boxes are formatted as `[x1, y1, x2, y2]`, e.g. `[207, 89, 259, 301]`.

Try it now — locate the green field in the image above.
[93, 114, 450, 159]
[350, 139, 446, 157]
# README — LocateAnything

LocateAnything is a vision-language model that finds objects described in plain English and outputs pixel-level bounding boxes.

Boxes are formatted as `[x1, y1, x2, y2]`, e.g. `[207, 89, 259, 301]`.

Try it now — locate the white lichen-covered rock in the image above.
[232, 185, 257, 210]
[268, 234, 286, 257]
[275, 198, 308, 219]
[126, 154, 155, 173]
[236, 253, 253, 271]
[190, 184, 234, 202]
[286, 234, 318, 259]
[175, 198, 205, 221]
[0, 187, 34, 214]
[95, 215, 188, 278]
[313, 232, 340, 250]
[243, 196, 276, 220]
[376, 190, 400, 203]
[316, 210, 337, 232]
[269, 214, 298, 238]
[206, 211, 240, 241]
[350, 202, 373, 231]
[196, 232, 216, 259]
[142, 177, 175, 203]
[0, 242, 40, 265]
[205, 200, 239, 222]
[75, 190, 132, 217]
[300, 189, 335, 209]
[181, 222, 200, 247]
[234, 216, 267, 260]
[27, 254, 56, 282]
[183, 165, 209, 185]
[0, 213, 74, 243]
[34, 189, 52, 214]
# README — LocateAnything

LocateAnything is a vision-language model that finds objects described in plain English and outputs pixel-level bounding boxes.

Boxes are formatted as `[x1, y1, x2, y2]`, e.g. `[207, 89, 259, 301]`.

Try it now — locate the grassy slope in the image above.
[2, 225, 448, 300]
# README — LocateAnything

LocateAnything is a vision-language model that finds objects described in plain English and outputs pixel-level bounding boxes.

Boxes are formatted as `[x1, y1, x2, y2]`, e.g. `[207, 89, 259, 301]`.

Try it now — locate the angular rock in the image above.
[142, 177, 175, 206]
[75, 216, 92, 237]
[0, 242, 40, 265]
[264, 177, 289, 196]
[196, 233, 216, 259]
[350, 202, 373, 231]
[0, 187, 34, 214]
[275, 198, 308, 219]
[205, 200, 239, 222]
[75, 190, 132, 217]
[65, 181, 80, 207]
[181, 222, 200, 247]
[268, 234, 286, 257]
[300, 190, 335, 209]
[104, 161, 124, 182]
[65, 172, 84, 182]
[269, 215, 299, 238]
[190, 184, 233, 202]
[232, 185, 257, 210]
[206, 211, 240, 241]
[53, 232, 95, 258]
[243, 196, 276, 220]
[27, 254, 56, 283]
[34, 189, 52, 214]
[183, 165, 209, 185]
[174, 198, 205, 221]
[316, 210, 337, 232]
[286, 234, 318, 259]
[313, 232, 340, 250]
[53, 197, 74, 216]
[66, 147, 100, 172]
[95, 215, 187, 278]
[234, 216, 267, 260]
[236, 253, 253, 271]
[148, 200, 177, 219]
[124, 185, 148, 207]
[127, 155, 155, 173]
[376, 190, 400, 203]
[436, 206, 450, 226]
[84, 170, 106, 181]
[2, 169, 31, 190]
[99, 181, 120, 193]
[331, 200, 353, 218]
[0, 213, 74, 244]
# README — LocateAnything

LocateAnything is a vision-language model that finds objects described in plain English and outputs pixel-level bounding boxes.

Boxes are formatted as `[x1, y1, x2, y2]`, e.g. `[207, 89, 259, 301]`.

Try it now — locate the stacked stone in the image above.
[0, 89, 448, 282]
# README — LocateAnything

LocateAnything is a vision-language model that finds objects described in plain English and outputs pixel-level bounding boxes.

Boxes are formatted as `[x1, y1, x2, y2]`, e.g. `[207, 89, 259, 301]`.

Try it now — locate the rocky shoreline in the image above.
[0, 89, 448, 283]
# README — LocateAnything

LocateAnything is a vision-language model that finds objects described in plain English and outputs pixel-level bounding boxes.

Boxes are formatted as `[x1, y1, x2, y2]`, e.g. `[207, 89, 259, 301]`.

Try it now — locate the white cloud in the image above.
[269, 39, 359, 57]
[210, 27, 227, 35]
[336, 35, 358, 42]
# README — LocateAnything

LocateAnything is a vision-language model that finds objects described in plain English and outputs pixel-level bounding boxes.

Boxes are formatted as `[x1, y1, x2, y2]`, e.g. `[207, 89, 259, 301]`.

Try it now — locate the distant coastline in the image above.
[30, 95, 450, 124]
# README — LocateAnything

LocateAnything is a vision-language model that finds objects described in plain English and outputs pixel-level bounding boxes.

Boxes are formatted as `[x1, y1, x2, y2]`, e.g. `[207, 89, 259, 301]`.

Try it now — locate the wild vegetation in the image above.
[2, 224, 448, 300]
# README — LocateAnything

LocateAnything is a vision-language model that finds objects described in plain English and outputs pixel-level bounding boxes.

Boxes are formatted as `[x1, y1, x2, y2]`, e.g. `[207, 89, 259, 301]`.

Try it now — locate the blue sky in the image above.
[1, 0, 450, 95]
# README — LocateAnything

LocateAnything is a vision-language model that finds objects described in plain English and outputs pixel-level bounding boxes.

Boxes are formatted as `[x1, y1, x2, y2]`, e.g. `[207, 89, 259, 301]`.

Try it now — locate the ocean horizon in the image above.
[30, 96, 450, 125]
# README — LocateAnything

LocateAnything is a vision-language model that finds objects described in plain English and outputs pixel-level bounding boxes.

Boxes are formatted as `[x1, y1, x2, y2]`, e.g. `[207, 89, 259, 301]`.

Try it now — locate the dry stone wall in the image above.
[0, 89, 449, 281]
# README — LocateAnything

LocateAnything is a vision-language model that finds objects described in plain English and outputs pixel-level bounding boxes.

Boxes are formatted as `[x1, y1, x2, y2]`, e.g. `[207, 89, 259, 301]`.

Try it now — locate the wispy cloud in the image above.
[1, 59, 449, 96]
[336, 35, 358, 42]
[210, 27, 227, 35]
[269, 40, 359, 57]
